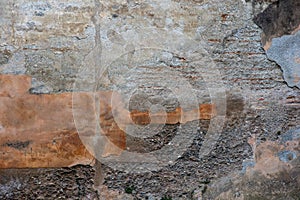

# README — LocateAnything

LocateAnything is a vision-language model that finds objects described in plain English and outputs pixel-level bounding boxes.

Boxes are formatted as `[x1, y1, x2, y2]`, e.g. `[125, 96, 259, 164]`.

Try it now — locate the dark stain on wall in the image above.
[5, 140, 31, 150]
[254, 0, 300, 45]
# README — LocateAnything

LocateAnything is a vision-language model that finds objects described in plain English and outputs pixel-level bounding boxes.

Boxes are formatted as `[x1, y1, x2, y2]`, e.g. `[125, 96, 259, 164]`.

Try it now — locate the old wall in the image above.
[0, 0, 299, 199]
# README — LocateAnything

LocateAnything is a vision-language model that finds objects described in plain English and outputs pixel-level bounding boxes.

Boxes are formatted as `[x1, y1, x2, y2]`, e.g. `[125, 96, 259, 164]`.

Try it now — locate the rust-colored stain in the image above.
[0, 74, 215, 169]
[221, 14, 229, 22]
[130, 104, 214, 125]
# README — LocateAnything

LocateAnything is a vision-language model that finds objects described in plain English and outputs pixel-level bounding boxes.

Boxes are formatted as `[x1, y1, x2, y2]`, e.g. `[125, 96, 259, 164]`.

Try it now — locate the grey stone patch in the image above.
[278, 150, 297, 163]
[280, 127, 300, 144]
[0, 51, 26, 74]
[241, 159, 255, 174]
[0, 179, 22, 199]
[145, 193, 155, 200]
[24, 49, 89, 93]
[29, 77, 53, 94]
[266, 31, 300, 89]
[0, 2, 17, 45]
[18, 1, 52, 15]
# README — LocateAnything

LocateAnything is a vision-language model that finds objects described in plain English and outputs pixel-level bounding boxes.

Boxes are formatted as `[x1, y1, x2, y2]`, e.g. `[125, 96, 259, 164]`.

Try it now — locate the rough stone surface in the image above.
[0, 0, 299, 199]
[0, 165, 99, 199]
[204, 127, 300, 199]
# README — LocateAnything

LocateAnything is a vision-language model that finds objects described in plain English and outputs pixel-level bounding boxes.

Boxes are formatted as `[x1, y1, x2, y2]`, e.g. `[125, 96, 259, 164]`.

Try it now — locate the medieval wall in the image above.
[0, 0, 299, 199]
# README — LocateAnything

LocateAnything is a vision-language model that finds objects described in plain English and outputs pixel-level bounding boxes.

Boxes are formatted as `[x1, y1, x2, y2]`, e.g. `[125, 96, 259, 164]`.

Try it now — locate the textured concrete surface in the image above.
[0, 0, 299, 199]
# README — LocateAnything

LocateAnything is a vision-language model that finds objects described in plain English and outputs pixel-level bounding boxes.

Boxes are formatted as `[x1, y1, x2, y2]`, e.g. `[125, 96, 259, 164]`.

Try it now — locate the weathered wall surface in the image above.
[0, 0, 299, 199]
[254, 0, 300, 88]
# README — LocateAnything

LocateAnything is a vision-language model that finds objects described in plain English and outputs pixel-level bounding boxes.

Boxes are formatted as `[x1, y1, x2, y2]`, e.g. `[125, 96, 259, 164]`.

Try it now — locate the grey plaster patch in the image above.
[266, 31, 300, 88]
[0, 51, 26, 74]
[278, 150, 297, 163]
[280, 127, 300, 143]
[241, 159, 255, 174]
